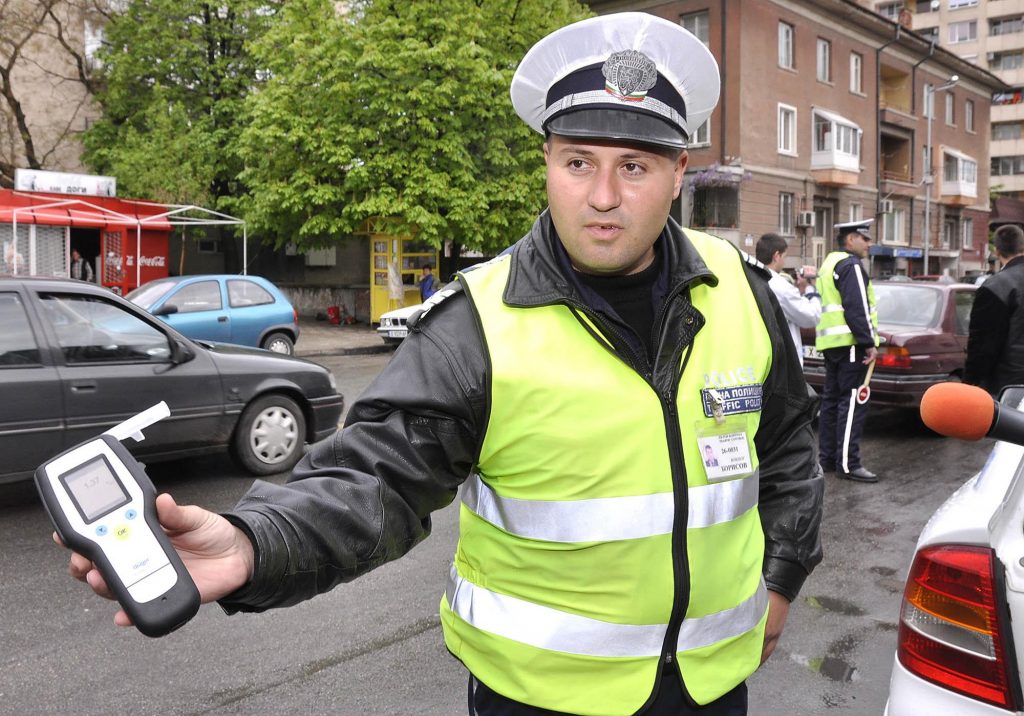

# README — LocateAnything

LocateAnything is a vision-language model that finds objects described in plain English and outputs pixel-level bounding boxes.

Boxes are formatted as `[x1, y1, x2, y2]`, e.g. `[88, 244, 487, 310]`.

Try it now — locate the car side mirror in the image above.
[171, 337, 195, 364]
[154, 304, 179, 316]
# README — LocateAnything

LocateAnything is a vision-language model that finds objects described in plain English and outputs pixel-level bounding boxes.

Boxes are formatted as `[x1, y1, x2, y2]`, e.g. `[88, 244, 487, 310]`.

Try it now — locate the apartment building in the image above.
[866, 1, 1024, 203]
[589, 0, 1004, 277]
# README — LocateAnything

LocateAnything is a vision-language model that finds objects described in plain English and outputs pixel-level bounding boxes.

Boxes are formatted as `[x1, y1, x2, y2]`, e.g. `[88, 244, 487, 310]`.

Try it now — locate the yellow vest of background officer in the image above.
[815, 251, 879, 351]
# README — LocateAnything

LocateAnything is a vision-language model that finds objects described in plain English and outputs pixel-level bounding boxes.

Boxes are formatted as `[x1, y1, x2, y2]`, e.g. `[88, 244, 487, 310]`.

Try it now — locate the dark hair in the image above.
[755, 233, 788, 265]
[422, 263, 433, 270]
[994, 225, 1024, 258]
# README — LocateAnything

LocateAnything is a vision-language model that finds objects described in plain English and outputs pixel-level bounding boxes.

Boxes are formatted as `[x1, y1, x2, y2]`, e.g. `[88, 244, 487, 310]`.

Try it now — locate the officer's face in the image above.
[544, 134, 686, 276]
[844, 233, 871, 259]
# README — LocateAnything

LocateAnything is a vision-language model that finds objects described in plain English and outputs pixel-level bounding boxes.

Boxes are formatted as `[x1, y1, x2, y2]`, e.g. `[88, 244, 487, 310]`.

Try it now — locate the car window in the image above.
[227, 279, 274, 308]
[126, 280, 176, 310]
[0, 292, 41, 366]
[875, 285, 942, 328]
[39, 294, 172, 364]
[954, 291, 974, 335]
[168, 281, 222, 313]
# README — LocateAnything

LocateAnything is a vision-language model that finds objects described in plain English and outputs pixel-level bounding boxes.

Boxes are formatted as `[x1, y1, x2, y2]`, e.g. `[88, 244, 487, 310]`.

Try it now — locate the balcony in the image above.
[810, 109, 862, 186]
[939, 148, 978, 205]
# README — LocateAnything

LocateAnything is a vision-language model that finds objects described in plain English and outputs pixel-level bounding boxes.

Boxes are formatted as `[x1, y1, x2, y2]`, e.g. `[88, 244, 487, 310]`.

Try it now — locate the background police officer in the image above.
[815, 219, 880, 483]
[61, 13, 823, 716]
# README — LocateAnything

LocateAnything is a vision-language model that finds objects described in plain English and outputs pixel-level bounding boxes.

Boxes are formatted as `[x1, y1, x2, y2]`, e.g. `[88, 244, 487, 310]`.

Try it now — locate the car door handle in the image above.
[70, 382, 97, 393]
[218, 315, 228, 323]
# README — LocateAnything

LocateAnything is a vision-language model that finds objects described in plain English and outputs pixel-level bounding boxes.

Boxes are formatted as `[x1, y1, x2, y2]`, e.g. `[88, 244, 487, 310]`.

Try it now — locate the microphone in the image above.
[920, 382, 1024, 445]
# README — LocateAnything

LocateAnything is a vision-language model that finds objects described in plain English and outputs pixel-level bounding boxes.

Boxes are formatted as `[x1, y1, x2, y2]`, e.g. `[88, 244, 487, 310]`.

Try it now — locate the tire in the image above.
[261, 332, 294, 355]
[232, 394, 307, 476]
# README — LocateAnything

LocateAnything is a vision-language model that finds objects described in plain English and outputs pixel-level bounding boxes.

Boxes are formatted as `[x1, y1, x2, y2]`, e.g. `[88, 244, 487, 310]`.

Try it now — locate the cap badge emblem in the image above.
[602, 50, 657, 101]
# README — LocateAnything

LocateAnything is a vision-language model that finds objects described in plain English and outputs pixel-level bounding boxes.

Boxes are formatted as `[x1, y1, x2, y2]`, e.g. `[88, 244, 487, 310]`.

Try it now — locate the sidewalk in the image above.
[294, 317, 393, 358]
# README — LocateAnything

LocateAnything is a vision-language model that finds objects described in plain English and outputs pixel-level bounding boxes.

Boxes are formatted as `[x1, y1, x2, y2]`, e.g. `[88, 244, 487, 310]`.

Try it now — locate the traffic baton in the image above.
[856, 357, 876, 405]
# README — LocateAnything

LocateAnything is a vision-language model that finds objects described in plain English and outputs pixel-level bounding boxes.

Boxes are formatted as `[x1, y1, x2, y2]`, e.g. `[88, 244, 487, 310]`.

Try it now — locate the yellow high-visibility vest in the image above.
[815, 250, 879, 351]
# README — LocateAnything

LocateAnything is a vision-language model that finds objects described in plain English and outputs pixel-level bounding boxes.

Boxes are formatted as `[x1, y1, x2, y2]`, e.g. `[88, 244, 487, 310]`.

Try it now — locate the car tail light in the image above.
[293, 308, 299, 326]
[877, 346, 912, 368]
[897, 545, 1019, 710]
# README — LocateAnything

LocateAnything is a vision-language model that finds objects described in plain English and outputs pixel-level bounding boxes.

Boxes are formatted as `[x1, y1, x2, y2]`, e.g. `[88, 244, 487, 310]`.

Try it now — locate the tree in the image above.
[0, 0, 112, 187]
[82, 0, 282, 208]
[234, 0, 591, 254]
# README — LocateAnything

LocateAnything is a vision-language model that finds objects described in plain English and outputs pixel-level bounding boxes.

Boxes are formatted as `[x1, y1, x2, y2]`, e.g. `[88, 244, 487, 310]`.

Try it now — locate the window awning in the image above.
[942, 146, 976, 164]
[812, 107, 862, 132]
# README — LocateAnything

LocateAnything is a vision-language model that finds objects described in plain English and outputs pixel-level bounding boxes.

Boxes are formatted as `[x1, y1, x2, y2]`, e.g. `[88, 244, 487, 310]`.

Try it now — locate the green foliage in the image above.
[233, 0, 591, 252]
[82, 0, 281, 206]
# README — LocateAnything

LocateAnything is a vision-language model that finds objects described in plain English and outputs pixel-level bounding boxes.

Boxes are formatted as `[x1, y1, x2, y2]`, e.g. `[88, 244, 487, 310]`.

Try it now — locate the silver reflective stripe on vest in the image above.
[822, 304, 845, 313]
[817, 325, 853, 338]
[447, 567, 769, 658]
[676, 579, 769, 651]
[462, 471, 759, 542]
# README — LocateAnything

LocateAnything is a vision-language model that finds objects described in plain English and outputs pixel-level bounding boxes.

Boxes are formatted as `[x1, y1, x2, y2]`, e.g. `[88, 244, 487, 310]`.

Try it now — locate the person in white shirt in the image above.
[755, 233, 821, 367]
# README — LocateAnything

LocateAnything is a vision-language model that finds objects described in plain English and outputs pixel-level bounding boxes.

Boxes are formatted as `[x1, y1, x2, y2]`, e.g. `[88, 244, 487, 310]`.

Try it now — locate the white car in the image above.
[886, 386, 1024, 714]
[376, 303, 422, 345]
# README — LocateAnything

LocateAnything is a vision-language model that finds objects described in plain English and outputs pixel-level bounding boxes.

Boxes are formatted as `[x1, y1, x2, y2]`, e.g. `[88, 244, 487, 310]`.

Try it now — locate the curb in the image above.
[296, 344, 394, 358]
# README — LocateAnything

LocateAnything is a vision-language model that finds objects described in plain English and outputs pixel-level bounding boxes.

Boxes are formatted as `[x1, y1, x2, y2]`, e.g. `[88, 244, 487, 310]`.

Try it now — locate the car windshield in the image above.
[127, 280, 177, 309]
[875, 284, 943, 328]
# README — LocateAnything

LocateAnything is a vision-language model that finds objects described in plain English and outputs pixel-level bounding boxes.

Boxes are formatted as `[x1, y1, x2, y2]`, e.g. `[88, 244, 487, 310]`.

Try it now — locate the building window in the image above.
[850, 52, 863, 94]
[691, 187, 739, 229]
[877, 2, 903, 20]
[945, 93, 955, 125]
[995, 51, 1024, 71]
[962, 217, 974, 250]
[814, 113, 860, 158]
[681, 11, 710, 46]
[965, 100, 975, 132]
[991, 16, 1024, 37]
[991, 156, 1024, 176]
[779, 22, 794, 69]
[995, 90, 1024, 106]
[993, 122, 1023, 140]
[942, 218, 957, 249]
[779, 193, 794, 235]
[849, 203, 862, 222]
[949, 0, 978, 8]
[691, 119, 710, 147]
[920, 26, 939, 42]
[948, 20, 977, 44]
[817, 38, 832, 83]
[778, 104, 797, 154]
[882, 208, 906, 245]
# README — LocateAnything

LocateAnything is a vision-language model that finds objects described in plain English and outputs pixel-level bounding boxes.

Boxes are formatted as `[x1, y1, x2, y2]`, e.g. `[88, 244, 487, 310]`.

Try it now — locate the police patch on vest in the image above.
[700, 385, 763, 418]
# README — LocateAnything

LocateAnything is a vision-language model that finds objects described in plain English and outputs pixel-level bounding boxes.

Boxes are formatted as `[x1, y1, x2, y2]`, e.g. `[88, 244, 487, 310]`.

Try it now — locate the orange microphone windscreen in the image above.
[920, 382, 994, 441]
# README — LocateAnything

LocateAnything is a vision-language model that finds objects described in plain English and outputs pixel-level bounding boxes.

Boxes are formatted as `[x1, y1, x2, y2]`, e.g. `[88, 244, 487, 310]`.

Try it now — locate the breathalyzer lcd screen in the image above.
[60, 455, 130, 523]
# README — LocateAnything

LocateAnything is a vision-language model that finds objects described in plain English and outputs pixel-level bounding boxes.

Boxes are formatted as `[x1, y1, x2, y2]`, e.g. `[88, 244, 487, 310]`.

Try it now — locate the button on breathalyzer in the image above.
[35, 402, 200, 638]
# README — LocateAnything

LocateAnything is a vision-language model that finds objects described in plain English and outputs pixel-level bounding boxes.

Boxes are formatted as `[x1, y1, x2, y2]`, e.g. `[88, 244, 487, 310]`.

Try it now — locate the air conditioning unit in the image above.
[987, 52, 998, 63]
[796, 211, 815, 228]
[880, 199, 894, 214]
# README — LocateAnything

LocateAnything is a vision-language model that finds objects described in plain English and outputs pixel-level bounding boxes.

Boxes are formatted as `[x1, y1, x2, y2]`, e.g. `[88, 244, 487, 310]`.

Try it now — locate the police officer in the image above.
[816, 219, 880, 483]
[62, 13, 823, 716]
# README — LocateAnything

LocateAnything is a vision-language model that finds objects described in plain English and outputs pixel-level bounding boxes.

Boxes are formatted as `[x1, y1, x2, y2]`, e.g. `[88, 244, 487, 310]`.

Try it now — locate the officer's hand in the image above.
[60, 493, 254, 628]
[761, 590, 791, 665]
[864, 347, 879, 364]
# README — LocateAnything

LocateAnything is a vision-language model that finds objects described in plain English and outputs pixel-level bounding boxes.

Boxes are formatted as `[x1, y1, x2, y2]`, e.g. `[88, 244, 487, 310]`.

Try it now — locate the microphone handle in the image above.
[990, 400, 1024, 446]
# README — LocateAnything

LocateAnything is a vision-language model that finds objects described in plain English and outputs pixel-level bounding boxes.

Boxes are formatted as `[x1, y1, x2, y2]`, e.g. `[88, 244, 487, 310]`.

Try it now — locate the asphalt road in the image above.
[0, 350, 995, 715]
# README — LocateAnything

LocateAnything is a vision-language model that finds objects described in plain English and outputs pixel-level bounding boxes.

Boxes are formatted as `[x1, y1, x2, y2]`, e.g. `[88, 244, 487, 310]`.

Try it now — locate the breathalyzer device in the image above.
[35, 402, 200, 637]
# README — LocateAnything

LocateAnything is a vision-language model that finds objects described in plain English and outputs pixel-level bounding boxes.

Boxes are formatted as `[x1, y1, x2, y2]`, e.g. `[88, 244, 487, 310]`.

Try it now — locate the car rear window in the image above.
[127, 280, 176, 310]
[0, 293, 41, 365]
[227, 279, 274, 308]
[875, 285, 943, 328]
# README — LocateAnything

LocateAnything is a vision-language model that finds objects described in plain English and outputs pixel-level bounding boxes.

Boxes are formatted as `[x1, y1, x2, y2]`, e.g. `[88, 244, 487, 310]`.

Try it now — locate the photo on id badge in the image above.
[695, 421, 753, 482]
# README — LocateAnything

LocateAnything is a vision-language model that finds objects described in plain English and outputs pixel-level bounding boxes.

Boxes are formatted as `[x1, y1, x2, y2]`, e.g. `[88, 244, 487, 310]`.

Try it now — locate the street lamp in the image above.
[923, 74, 958, 275]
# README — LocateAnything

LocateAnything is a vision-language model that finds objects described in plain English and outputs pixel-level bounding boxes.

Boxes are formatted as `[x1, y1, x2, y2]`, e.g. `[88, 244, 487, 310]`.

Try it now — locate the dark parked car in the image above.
[1, 277, 343, 484]
[801, 280, 976, 407]
[128, 274, 299, 355]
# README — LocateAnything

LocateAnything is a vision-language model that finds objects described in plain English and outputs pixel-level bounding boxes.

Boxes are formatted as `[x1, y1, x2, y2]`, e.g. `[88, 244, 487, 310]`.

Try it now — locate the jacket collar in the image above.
[503, 210, 717, 307]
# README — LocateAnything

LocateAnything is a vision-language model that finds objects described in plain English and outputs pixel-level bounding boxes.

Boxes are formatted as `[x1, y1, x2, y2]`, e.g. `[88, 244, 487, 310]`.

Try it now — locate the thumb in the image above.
[155, 493, 209, 535]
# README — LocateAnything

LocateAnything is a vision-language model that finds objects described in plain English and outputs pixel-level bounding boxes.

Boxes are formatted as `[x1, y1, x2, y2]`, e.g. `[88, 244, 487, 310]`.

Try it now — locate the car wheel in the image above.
[262, 332, 294, 355]
[232, 394, 306, 475]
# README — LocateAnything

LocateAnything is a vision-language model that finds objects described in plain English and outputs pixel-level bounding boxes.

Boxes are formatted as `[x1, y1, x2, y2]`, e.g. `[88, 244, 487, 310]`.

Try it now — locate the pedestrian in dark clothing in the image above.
[965, 225, 1024, 395]
[418, 263, 437, 301]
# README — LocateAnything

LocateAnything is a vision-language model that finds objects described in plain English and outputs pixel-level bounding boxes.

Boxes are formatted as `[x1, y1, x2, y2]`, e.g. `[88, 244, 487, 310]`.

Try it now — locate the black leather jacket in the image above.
[966, 256, 1024, 393]
[220, 213, 824, 613]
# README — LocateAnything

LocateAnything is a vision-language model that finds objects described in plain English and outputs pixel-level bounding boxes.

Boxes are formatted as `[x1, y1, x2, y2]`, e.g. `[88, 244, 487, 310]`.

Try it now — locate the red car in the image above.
[801, 281, 977, 408]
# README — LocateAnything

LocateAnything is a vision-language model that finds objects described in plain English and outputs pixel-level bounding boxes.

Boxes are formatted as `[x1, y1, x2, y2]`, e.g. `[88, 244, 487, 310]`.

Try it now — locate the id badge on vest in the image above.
[696, 385, 758, 482]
